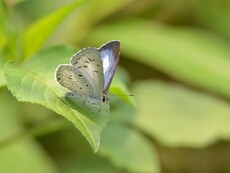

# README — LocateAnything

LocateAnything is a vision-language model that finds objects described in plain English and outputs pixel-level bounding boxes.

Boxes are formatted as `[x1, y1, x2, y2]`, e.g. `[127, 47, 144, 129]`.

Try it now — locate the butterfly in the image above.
[55, 40, 120, 116]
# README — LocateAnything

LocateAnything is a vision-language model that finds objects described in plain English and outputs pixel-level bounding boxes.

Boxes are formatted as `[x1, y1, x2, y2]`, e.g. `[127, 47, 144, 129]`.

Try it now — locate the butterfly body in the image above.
[55, 41, 120, 116]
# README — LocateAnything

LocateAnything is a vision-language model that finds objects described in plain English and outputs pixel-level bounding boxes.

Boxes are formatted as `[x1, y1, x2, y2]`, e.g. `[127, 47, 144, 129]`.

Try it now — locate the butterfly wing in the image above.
[55, 64, 97, 97]
[70, 47, 104, 98]
[98, 40, 120, 94]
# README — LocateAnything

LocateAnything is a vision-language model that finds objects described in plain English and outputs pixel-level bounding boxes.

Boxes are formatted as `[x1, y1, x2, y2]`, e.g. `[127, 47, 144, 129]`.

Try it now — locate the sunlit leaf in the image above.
[23, 0, 86, 58]
[86, 20, 230, 99]
[0, 90, 59, 173]
[4, 46, 109, 152]
[133, 80, 230, 147]
[99, 123, 160, 173]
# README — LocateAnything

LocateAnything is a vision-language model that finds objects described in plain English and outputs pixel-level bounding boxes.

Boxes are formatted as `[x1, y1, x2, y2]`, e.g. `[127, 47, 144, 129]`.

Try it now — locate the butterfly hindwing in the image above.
[66, 92, 104, 117]
[70, 47, 104, 98]
[55, 64, 96, 96]
[98, 40, 120, 94]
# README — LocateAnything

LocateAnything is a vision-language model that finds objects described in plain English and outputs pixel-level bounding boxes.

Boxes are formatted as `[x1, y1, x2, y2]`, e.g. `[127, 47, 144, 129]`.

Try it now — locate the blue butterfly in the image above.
[55, 41, 120, 115]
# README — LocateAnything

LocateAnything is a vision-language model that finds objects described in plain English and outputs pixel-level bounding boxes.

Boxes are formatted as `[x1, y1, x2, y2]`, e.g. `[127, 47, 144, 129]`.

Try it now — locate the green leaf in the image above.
[99, 123, 160, 173]
[23, 0, 86, 58]
[132, 80, 230, 147]
[85, 20, 230, 99]
[0, 89, 59, 173]
[4, 46, 109, 152]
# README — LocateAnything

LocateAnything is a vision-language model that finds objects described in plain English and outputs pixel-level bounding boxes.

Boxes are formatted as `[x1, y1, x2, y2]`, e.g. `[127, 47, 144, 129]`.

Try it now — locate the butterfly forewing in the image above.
[70, 47, 104, 98]
[98, 40, 120, 94]
[56, 65, 96, 96]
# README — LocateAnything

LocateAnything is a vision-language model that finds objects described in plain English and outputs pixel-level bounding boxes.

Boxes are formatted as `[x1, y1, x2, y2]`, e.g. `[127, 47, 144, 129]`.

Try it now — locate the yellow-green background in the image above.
[1, 0, 230, 173]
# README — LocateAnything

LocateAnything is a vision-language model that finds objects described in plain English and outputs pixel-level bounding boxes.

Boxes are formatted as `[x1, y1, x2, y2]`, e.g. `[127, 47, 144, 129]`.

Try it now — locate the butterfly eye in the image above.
[102, 96, 106, 102]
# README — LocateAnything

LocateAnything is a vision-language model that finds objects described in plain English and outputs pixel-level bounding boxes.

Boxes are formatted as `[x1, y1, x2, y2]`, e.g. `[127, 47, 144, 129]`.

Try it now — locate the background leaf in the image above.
[0, 89, 59, 173]
[22, 0, 86, 58]
[132, 80, 230, 147]
[99, 123, 160, 173]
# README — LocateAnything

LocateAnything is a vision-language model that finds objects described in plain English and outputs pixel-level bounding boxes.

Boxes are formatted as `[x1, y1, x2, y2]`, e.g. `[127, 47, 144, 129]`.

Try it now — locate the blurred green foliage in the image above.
[1, 0, 230, 173]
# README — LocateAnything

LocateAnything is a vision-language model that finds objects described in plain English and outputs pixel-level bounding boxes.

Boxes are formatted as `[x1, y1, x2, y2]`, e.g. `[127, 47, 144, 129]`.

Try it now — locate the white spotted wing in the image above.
[70, 47, 104, 98]
[55, 65, 96, 96]
[55, 41, 120, 103]
[56, 48, 104, 99]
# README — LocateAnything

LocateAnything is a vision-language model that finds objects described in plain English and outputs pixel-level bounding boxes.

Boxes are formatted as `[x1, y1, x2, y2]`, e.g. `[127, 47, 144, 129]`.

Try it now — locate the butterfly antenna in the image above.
[110, 93, 134, 97]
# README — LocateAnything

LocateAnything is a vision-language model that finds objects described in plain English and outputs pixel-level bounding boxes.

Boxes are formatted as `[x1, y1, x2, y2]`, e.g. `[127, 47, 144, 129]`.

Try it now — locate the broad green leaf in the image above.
[132, 80, 230, 147]
[0, 89, 59, 173]
[23, 0, 86, 58]
[85, 20, 230, 99]
[99, 123, 160, 173]
[4, 46, 109, 152]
